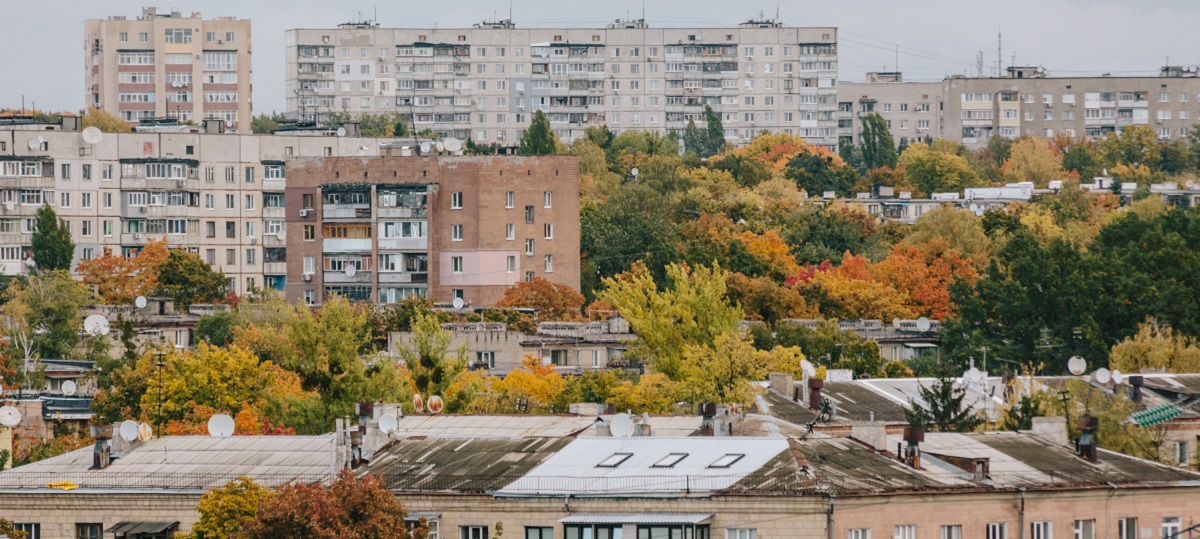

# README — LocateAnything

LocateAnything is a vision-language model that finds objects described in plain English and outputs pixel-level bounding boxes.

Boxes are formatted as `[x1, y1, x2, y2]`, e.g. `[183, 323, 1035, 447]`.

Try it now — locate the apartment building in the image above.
[284, 154, 580, 307]
[0, 116, 400, 296]
[838, 72, 944, 146]
[84, 7, 252, 130]
[284, 18, 839, 149]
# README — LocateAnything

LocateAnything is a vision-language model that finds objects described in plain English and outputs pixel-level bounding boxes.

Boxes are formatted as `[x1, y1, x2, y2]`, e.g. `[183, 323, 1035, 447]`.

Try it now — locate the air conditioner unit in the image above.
[138, 206, 147, 213]
[301, 274, 312, 282]
[299, 209, 309, 217]
[134, 233, 142, 240]
[250, 238, 258, 245]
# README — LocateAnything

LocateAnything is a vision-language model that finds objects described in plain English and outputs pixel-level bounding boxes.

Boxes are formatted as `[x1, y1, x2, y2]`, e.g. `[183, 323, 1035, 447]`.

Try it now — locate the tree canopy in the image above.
[31, 204, 74, 272]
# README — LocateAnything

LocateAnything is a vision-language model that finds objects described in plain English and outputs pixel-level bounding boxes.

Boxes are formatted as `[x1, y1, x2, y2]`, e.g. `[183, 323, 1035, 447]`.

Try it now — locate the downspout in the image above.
[1018, 488, 1026, 539]
[1106, 482, 1118, 539]
[827, 493, 836, 539]
[564, 494, 572, 516]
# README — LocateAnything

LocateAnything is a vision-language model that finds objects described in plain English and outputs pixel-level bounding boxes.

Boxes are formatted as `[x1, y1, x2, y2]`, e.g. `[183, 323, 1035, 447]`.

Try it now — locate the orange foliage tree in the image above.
[871, 240, 979, 319]
[495, 277, 586, 321]
[76, 237, 169, 303]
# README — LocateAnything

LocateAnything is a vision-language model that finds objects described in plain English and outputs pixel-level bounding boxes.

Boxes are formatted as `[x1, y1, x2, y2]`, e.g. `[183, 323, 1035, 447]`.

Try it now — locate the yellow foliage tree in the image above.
[999, 137, 1065, 187]
[608, 373, 684, 414]
[1109, 319, 1200, 374]
[82, 107, 132, 133]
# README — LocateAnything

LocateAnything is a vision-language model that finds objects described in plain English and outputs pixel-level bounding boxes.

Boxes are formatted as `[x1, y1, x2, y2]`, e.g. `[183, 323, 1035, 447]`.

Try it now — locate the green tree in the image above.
[899, 142, 982, 196]
[519, 110, 558, 155]
[250, 112, 285, 134]
[1109, 318, 1200, 373]
[195, 311, 239, 347]
[1000, 393, 1043, 431]
[904, 204, 991, 260]
[154, 249, 229, 307]
[858, 113, 897, 170]
[905, 373, 984, 432]
[31, 205, 73, 271]
[703, 105, 726, 156]
[783, 150, 860, 197]
[396, 312, 467, 398]
[684, 105, 726, 158]
[1061, 144, 1100, 180]
[179, 476, 267, 539]
[82, 107, 131, 133]
[2, 270, 89, 363]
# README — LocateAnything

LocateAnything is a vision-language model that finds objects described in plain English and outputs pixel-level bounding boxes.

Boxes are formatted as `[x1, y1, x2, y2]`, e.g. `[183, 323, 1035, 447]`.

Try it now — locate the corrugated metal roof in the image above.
[389, 415, 595, 438]
[106, 521, 178, 534]
[560, 514, 713, 524]
[360, 437, 570, 492]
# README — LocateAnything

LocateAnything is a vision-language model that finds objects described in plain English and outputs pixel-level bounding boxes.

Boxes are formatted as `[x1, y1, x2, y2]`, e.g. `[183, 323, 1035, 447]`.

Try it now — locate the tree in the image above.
[999, 137, 1065, 187]
[905, 374, 984, 432]
[195, 311, 239, 347]
[359, 112, 409, 137]
[899, 142, 982, 196]
[76, 238, 169, 304]
[495, 278, 585, 321]
[396, 312, 467, 398]
[30, 204, 74, 272]
[904, 205, 991, 261]
[179, 476, 267, 539]
[871, 240, 979, 319]
[1061, 143, 1100, 180]
[1038, 379, 1157, 461]
[1109, 318, 1200, 374]
[858, 113, 897, 170]
[154, 249, 230, 307]
[1097, 125, 1161, 169]
[519, 110, 558, 155]
[82, 107, 131, 133]
[240, 469, 427, 539]
[682, 119, 706, 158]
[250, 112, 285, 134]
[703, 105, 727, 157]
[783, 148, 860, 197]
[2, 270, 90, 363]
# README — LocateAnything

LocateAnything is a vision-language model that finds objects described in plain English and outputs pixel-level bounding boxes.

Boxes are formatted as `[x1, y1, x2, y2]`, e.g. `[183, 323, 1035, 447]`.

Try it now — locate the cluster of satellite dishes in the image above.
[892, 317, 933, 332]
[84, 297, 150, 336]
[412, 393, 444, 414]
[117, 420, 155, 443]
[417, 138, 463, 156]
[1067, 355, 1126, 385]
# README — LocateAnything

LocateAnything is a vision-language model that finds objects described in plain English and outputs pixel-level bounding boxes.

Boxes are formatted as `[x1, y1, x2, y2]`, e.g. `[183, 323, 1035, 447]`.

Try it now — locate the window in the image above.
[850, 530, 871, 539]
[246, 249, 256, 265]
[1162, 517, 1181, 539]
[60, 163, 70, 180]
[527, 528, 554, 539]
[597, 453, 633, 467]
[264, 164, 284, 179]
[1031, 522, 1052, 539]
[653, 453, 689, 468]
[452, 256, 464, 273]
[543, 191, 552, 208]
[304, 225, 315, 240]
[544, 255, 554, 273]
[1118, 519, 1137, 539]
[226, 221, 236, 238]
[525, 239, 534, 256]
[304, 290, 316, 305]
[987, 524, 1007, 539]
[506, 223, 515, 240]
[709, 453, 745, 468]
[167, 219, 186, 235]
[525, 206, 535, 223]
[505, 191, 515, 208]
[728, 530, 756, 539]
[303, 256, 316, 275]
[1074, 521, 1094, 539]
[459, 523, 488, 538]
[942, 526, 962, 539]
[451, 191, 463, 209]
[206, 221, 216, 238]
[452, 224, 463, 241]
[244, 194, 256, 210]
[1175, 441, 1189, 465]
[14, 523, 40, 539]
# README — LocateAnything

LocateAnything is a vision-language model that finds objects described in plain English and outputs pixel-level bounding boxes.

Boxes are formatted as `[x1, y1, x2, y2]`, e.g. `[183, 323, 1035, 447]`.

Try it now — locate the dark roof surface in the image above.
[359, 437, 570, 492]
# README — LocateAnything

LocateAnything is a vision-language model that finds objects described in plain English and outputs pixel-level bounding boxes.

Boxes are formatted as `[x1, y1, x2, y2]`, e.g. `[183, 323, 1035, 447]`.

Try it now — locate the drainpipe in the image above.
[564, 494, 572, 516]
[826, 493, 836, 539]
[1018, 488, 1026, 539]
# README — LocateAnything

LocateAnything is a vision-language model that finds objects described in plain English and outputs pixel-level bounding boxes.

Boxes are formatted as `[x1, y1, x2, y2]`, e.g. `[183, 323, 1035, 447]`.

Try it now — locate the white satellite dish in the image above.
[0, 406, 21, 428]
[1067, 356, 1087, 376]
[135, 296, 148, 309]
[336, 127, 347, 137]
[915, 317, 932, 332]
[119, 420, 139, 442]
[452, 297, 465, 309]
[800, 359, 816, 379]
[207, 413, 235, 437]
[137, 422, 153, 442]
[82, 126, 104, 145]
[345, 265, 357, 278]
[1112, 369, 1125, 384]
[443, 138, 462, 153]
[378, 413, 398, 434]
[609, 413, 634, 438]
[630, 167, 639, 178]
[1094, 367, 1112, 384]
[892, 318, 901, 330]
[27, 136, 44, 151]
[419, 142, 432, 154]
[62, 380, 77, 396]
[964, 367, 983, 383]
[435, 141, 445, 153]
[84, 314, 110, 336]
[277, 230, 286, 241]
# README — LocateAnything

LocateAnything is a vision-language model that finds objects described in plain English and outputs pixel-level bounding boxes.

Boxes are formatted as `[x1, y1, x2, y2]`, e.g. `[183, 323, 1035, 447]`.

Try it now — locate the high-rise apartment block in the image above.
[284, 18, 839, 149]
[85, 7, 252, 130]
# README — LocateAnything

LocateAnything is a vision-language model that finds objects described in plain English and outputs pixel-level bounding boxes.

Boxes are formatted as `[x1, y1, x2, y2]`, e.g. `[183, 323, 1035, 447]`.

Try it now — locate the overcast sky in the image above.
[3, 0, 1199, 114]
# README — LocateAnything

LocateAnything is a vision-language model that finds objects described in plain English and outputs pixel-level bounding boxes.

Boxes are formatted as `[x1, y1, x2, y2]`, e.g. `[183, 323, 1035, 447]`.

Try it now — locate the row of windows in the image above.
[849, 517, 1182, 539]
[117, 30, 235, 44]
[451, 191, 553, 210]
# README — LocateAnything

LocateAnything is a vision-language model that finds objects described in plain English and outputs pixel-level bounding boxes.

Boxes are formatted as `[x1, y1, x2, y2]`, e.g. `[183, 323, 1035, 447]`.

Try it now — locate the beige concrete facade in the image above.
[284, 19, 839, 150]
[85, 7, 252, 130]
[839, 73, 944, 147]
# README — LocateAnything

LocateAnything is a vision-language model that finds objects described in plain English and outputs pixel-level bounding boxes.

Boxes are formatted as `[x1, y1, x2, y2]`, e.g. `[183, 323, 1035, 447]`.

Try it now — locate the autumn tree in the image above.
[495, 277, 586, 321]
[519, 110, 558, 155]
[179, 476, 267, 539]
[1097, 125, 1161, 169]
[396, 312, 467, 398]
[82, 107, 131, 133]
[999, 137, 1065, 187]
[1037, 379, 1157, 460]
[783, 147, 860, 197]
[2, 270, 90, 364]
[76, 238, 169, 304]
[871, 240, 979, 319]
[0, 518, 28, 539]
[240, 469, 427, 539]
[464, 356, 568, 413]
[1109, 318, 1200, 373]
[904, 204, 991, 262]
[154, 248, 229, 307]
[31, 204, 74, 271]
[899, 142, 983, 196]
[905, 374, 984, 432]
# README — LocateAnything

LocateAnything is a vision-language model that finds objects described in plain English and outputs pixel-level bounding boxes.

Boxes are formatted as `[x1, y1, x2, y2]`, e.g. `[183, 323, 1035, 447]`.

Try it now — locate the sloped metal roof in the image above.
[387, 414, 595, 438]
[360, 437, 570, 492]
[560, 514, 713, 524]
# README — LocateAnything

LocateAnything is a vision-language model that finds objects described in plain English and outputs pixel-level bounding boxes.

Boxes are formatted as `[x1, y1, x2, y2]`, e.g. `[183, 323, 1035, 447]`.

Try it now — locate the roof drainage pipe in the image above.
[826, 493, 836, 539]
[1018, 488, 1026, 539]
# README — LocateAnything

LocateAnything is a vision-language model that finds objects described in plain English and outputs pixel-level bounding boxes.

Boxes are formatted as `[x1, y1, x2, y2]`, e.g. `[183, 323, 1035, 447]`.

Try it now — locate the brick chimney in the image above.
[808, 378, 824, 410]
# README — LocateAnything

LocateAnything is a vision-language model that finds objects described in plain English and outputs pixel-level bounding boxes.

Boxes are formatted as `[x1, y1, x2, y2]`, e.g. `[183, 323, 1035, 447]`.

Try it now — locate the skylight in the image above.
[652, 453, 689, 468]
[597, 452, 633, 468]
[708, 453, 745, 468]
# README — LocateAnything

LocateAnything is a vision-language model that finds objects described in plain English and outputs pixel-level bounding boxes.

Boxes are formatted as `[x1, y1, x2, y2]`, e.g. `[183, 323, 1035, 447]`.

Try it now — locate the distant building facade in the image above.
[84, 7, 252, 130]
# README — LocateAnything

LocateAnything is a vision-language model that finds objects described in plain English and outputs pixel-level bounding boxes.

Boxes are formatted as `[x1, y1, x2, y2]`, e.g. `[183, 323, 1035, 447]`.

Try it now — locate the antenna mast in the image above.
[997, 29, 1003, 77]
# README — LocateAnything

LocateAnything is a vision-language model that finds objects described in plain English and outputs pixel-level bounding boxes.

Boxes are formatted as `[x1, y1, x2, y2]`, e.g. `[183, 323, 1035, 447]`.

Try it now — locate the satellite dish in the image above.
[800, 359, 816, 379]
[443, 138, 462, 153]
[84, 314, 110, 336]
[119, 420, 139, 441]
[964, 367, 983, 383]
[915, 317, 932, 332]
[135, 296, 148, 309]
[892, 318, 901, 330]
[207, 414, 235, 437]
[452, 297, 465, 309]
[1094, 368, 1112, 384]
[82, 126, 104, 145]
[419, 142, 432, 154]
[62, 380, 77, 396]
[378, 413, 398, 434]
[137, 422, 153, 442]
[609, 413, 634, 437]
[0, 406, 21, 428]
[1067, 356, 1087, 376]
[345, 265, 357, 278]
[435, 141, 445, 152]
[413, 393, 425, 413]
[336, 127, 347, 137]
[630, 167, 639, 178]
[277, 230, 286, 241]
[27, 136, 44, 151]
[428, 395, 445, 414]
[1112, 369, 1125, 384]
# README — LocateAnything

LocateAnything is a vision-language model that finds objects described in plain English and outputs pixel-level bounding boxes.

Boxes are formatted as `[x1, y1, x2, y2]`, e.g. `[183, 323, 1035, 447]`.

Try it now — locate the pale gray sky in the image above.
[3, 0, 1198, 114]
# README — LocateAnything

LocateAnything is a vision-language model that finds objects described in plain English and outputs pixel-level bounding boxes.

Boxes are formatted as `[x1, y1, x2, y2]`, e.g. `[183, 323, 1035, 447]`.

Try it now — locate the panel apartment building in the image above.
[284, 18, 838, 149]
[84, 7, 252, 130]
[284, 154, 580, 307]
[0, 117, 409, 297]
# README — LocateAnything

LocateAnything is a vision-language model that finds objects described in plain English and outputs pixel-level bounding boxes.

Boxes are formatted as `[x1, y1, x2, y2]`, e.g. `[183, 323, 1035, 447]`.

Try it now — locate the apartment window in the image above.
[60, 163, 70, 180]
[304, 225, 315, 240]
[1162, 517, 1181, 539]
[1119, 519, 1137, 539]
[1174, 440, 1189, 465]
[304, 290, 315, 305]
[728, 530, 757, 539]
[987, 524, 1008, 539]
[205, 194, 214, 209]
[506, 223, 515, 240]
[245, 221, 256, 237]
[244, 194, 256, 210]
[226, 194, 235, 209]
[119, 32, 128, 42]
[451, 191, 463, 209]
[206, 221, 215, 238]
[246, 249, 256, 265]
[303, 256, 316, 275]
[506, 255, 516, 273]
[527, 528, 553, 539]
[850, 530, 871, 539]
[60, 192, 70, 208]
[451, 224, 463, 241]
[225, 221, 236, 238]
[82, 192, 92, 208]
[138, 32, 148, 43]
[895, 526, 916, 539]
[506, 191, 514, 208]
[543, 191, 552, 208]
[525, 206, 535, 223]
[1159, 92, 1171, 102]
[544, 223, 553, 239]
[1031, 522, 1052, 539]
[942, 527, 962, 539]
[544, 255, 554, 273]
[525, 239, 534, 256]
[1074, 521, 1094, 539]
[14, 523, 40, 539]
[452, 256, 464, 273]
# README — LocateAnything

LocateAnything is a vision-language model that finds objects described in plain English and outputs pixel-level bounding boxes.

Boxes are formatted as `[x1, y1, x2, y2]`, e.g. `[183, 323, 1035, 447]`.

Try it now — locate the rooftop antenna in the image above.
[895, 45, 899, 73]
[997, 28, 1003, 76]
[977, 51, 984, 78]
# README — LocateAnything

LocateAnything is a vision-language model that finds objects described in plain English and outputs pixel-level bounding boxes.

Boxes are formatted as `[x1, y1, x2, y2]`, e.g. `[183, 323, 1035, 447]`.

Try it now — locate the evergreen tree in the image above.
[519, 110, 558, 154]
[858, 113, 897, 170]
[31, 204, 73, 271]
[905, 373, 984, 432]
[683, 119, 706, 157]
[703, 105, 726, 157]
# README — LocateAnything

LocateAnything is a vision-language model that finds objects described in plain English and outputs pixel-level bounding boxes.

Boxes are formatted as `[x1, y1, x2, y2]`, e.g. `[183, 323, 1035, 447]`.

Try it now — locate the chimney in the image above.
[699, 403, 717, 436]
[203, 119, 226, 134]
[850, 421, 888, 452]
[1030, 416, 1069, 446]
[1076, 416, 1099, 462]
[901, 426, 924, 468]
[90, 424, 113, 469]
[350, 429, 364, 468]
[355, 402, 374, 430]
[1129, 375, 1144, 403]
[808, 378, 824, 410]
[594, 416, 611, 436]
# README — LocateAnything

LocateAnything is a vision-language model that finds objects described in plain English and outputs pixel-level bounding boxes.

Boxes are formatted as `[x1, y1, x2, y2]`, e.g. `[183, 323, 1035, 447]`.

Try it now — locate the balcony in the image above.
[262, 234, 285, 248]
[0, 176, 55, 190]
[378, 237, 428, 251]
[379, 271, 427, 284]
[263, 262, 287, 275]
[322, 205, 371, 220]
[323, 238, 371, 253]
[377, 206, 427, 219]
[324, 270, 373, 284]
[120, 233, 147, 244]
[263, 207, 285, 219]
